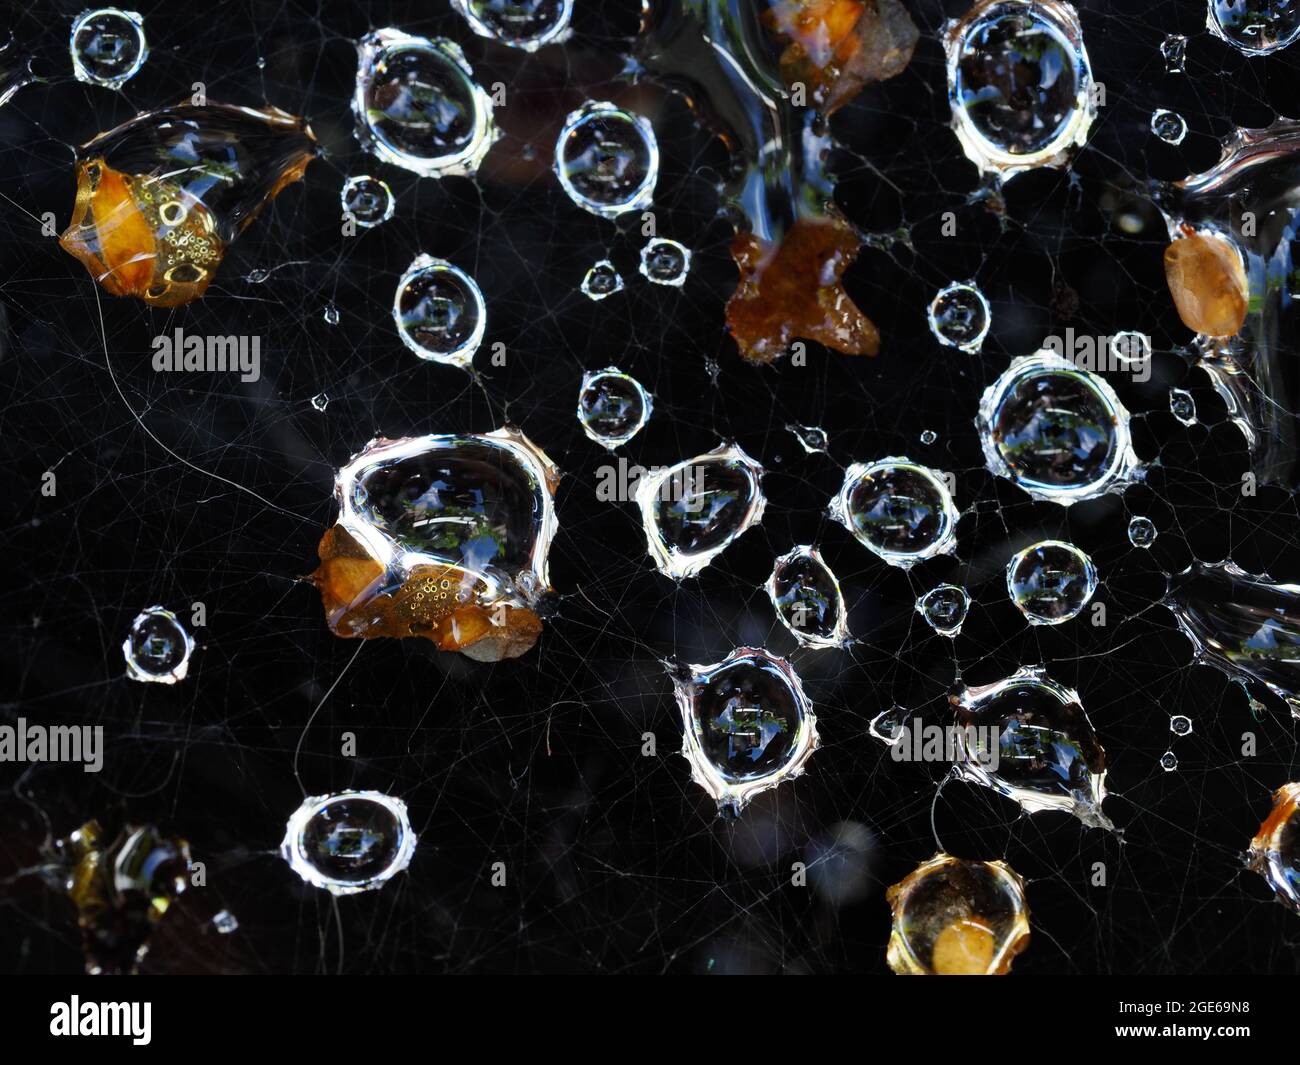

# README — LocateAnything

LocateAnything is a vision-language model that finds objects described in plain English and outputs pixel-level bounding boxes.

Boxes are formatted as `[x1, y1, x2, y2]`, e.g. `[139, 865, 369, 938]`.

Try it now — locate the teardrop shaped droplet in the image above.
[59, 102, 317, 306]
[886, 853, 1030, 976]
[70, 8, 148, 89]
[829, 458, 959, 568]
[943, 0, 1097, 180]
[281, 791, 416, 896]
[352, 28, 498, 178]
[671, 647, 819, 815]
[765, 545, 850, 649]
[1006, 540, 1097, 625]
[312, 427, 559, 662]
[122, 605, 194, 684]
[1208, 0, 1300, 55]
[554, 101, 658, 219]
[341, 174, 394, 228]
[577, 367, 652, 448]
[393, 254, 486, 367]
[928, 281, 990, 353]
[917, 583, 971, 636]
[1169, 386, 1198, 425]
[951, 665, 1112, 829]
[977, 351, 1141, 505]
[1248, 783, 1300, 912]
[639, 237, 691, 286]
[635, 442, 765, 579]
[451, 0, 574, 51]
[581, 259, 624, 300]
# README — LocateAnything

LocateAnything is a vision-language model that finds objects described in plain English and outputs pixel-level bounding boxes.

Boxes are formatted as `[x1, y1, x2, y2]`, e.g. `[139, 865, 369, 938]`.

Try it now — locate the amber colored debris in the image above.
[1163, 229, 1248, 338]
[310, 525, 543, 662]
[762, 0, 920, 115]
[726, 215, 880, 364]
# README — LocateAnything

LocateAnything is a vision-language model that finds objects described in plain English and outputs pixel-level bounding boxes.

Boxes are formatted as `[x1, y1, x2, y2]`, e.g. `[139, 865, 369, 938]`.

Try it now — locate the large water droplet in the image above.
[393, 254, 486, 368]
[341, 174, 394, 228]
[886, 853, 1030, 975]
[1006, 540, 1098, 625]
[928, 281, 991, 353]
[635, 442, 765, 579]
[70, 8, 147, 89]
[917, 583, 971, 636]
[577, 367, 651, 449]
[951, 665, 1112, 829]
[639, 237, 691, 286]
[765, 545, 850, 649]
[943, 0, 1097, 179]
[671, 648, 819, 815]
[281, 791, 416, 896]
[451, 0, 574, 51]
[581, 259, 623, 300]
[977, 351, 1141, 505]
[829, 458, 959, 568]
[554, 101, 658, 219]
[1248, 783, 1300, 912]
[1208, 0, 1300, 55]
[123, 606, 194, 684]
[352, 28, 497, 178]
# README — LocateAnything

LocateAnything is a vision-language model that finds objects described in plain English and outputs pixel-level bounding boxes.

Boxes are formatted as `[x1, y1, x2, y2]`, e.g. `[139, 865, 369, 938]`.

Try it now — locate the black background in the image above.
[2, 0, 1300, 975]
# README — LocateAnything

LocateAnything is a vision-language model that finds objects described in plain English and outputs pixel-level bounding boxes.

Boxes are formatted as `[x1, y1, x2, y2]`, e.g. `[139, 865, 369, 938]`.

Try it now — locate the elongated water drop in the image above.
[788, 424, 828, 454]
[1169, 387, 1198, 425]
[670, 647, 818, 815]
[1248, 783, 1300, 912]
[1006, 540, 1097, 625]
[765, 545, 849, 649]
[1161, 33, 1187, 72]
[577, 367, 651, 449]
[928, 282, 990, 353]
[281, 791, 416, 896]
[70, 8, 147, 89]
[341, 175, 394, 228]
[829, 458, 959, 568]
[917, 584, 971, 636]
[123, 606, 194, 684]
[451, 0, 574, 51]
[393, 255, 486, 368]
[554, 101, 658, 219]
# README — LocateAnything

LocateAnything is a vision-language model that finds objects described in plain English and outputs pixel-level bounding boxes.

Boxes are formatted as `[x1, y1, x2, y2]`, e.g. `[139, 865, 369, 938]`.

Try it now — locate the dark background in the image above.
[1, 0, 1299, 974]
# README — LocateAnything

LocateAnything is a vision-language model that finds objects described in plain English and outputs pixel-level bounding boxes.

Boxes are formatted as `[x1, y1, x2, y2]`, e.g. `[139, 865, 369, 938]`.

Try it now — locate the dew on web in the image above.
[352, 29, 497, 178]
[787, 423, 828, 454]
[1006, 540, 1098, 626]
[340, 175, 395, 229]
[634, 442, 765, 580]
[920, 429, 937, 445]
[212, 910, 239, 935]
[869, 705, 908, 745]
[764, 545, 850, 650]
[1109, 330, 1151, 370]
[952, 666, 1113, 830]
[1161, 32, 1188, 73]
[1128, 515, 1158, 548]
[927, 281, 990, 353]
[669, 647, 818, 816]
[451, 0, 574, 52]
[1207, 0, 1300, 55]
[553, 101, 658, 219]
[916, 583, 971, 637]
[580, 259, 624, 300]
[829, 458, 959, 568]
[885, 854, 1030, 976]
[123, 605, 194, 684]
[1248, 784, 1300, 912]
[1160, 750, 1179, 772]
[393, 254, 486, 368]
[577, 367, 652, 449]
[639, 237, 691, 287]
[70, 8, 148, 90]
[281, 791, 416, 896]
[1151, 108, 1188, 146]
[1169, 387, 1198, 425]
[310, 392, 329, 412]
[1170, 714, 1193, 736]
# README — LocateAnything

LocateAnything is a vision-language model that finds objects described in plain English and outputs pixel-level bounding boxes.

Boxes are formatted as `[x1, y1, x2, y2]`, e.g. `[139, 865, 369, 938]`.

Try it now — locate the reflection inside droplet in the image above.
[123, 606, 194, 684]
[765, 545, 850, 648]
[830, 458, 959, 567]
[393, 254, 486, 368]
[577, 367, 651, 448]
[1006, 540, 1098, 625]
[554, 101, 658, 219]
[70, 8, 147, 89]
[281, 791, 416, 895]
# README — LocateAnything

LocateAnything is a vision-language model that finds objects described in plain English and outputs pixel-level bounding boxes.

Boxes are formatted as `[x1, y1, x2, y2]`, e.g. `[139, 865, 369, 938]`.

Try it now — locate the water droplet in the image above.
[1006, 540, 1097, 626]
[554, 101, 658, 219]
[1166, 559, 1300, 718]
[323, 303, 339, 326]
[1127, 515, 1158, 548]
[636, 443, 765, 579]
[341, 174, 394, 228]
[246, 268, 270, 284]
[886, 854, 1030, 975]
[916, 583, 971, 637]
[212, 909, 239, 934]
[787, 423, 828, 454]
[869, 705, 908, 745]
[1152, 108, 1188, 145]
[577, 367, 651, 449]
[451, 0, 574, 51]
[311, 392, 329, 411]
[943, 0, 1097, 179]
[1169, 386, 1198, 425]
[1170, 714, 1193, 736]
[639, 237, 691, 286]
[352, 28, 497, 178]
[1208, 0, 1300, 55]
[1159, 750, 1179, 772]
[314, 427, 559, 661]
[829, 458, 959, 568]
[123, 606, 194, 684]
[977, 351, 1142, 505]
[920, 429, 938, 445]
[952, 665, 1112, 829]
[928, 282, 991, 353]
[1161, 32, 1188, 72]
[670, 647, 819, 815]
[1109, 330, 1151, 369]
[1247, 783, 1300, 912]
[281, 791, 416, 896]
[393, 254, 486, 368]
[70, 8, 147, 89]
[580, 259, 624, 300]
[765, 545, 850, 649]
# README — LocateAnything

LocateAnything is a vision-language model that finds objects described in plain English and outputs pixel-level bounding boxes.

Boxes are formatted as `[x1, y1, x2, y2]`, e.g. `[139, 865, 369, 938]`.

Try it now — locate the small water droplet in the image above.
[123, 606, 194, 684]
[323, 303, 339, 325]
[1170, 714, 1193, 736]
[787, 424, 828, 454]
[341, 175, 394, 228]
[829, 458, 959, 568]
[1161, 32, 1187, 73]
[1152, 108, 1188, 145]
[554, 101, 658, 219]
[281, 791, 416, 895]
[916, 583, 970, 637]
[246, 267, 269, 284]
[70, 8, 147, 89]
[577, 367, 651, 448]
[1159, 750, 1179, 772]
[311, 393, 329, 412]
[1169, 387, 1198, 425]
[928, 281, 990, 353]
[580, 259, 624, 300]
[639, 237, 691, 286]
[920, 429, 938, 445]
[1128, 515, 1157, 548]
[393, 254, 486, 368]
[1007, 540, 1097, 626]
[212, 909, 239, 934]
